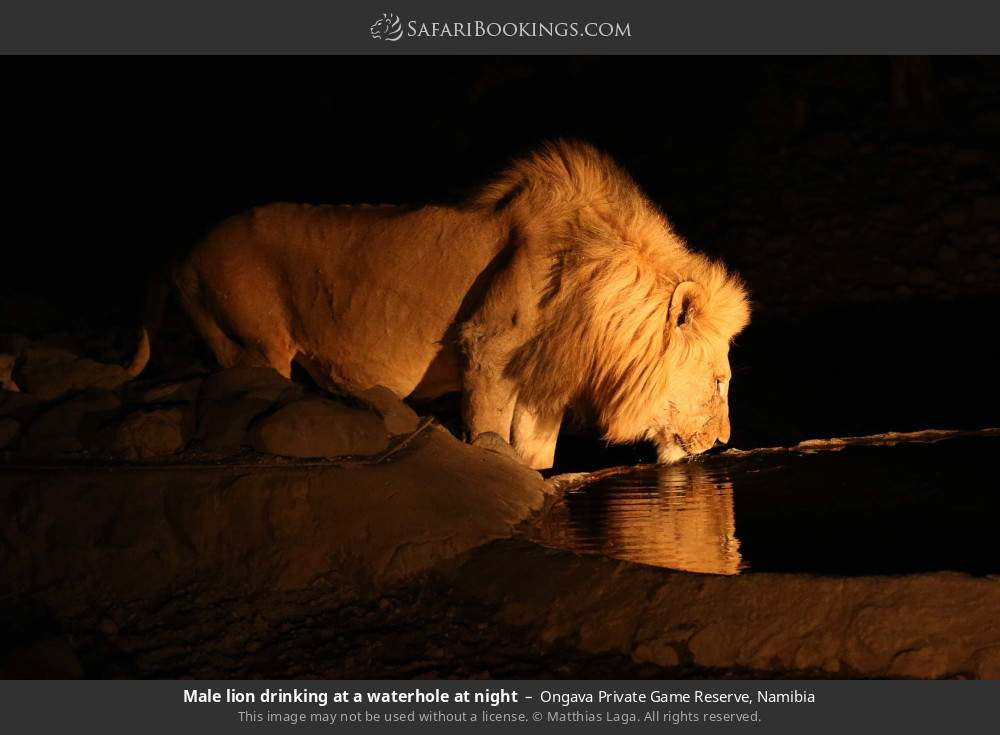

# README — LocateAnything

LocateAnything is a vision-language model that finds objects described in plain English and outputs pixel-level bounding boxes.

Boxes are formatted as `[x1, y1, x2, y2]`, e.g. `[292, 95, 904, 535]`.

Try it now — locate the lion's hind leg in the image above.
[178, 289, 296, 379]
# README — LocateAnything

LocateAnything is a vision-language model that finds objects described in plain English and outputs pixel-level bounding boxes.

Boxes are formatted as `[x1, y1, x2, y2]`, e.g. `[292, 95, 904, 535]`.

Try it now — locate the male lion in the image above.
[129, 140, 749, 469]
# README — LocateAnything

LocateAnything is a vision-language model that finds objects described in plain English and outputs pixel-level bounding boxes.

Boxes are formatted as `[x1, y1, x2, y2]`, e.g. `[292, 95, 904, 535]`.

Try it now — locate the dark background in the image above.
[3, 57, 999, 464]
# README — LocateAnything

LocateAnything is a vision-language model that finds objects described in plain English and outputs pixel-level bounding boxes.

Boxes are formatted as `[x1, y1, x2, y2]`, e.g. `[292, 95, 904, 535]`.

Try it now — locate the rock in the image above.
[125, 376, 203, 406]
[0, 389, 39, 421]
[108, 406, 191, 459]
[472, 432, 522, 463]
[12, 345, 130, 401]
[632, 640, 681, 669]
[888, 647, 952, 678]
[443, 543, 1000, 679]
[356, 385, 420, 435]
[687, 623, 736, 668]
[0, 353, 18, 391]
[196, 367, 304, 451]
[0, 425, 551, 597]
[973, 647, 1000, 679]
[199, 367, 301, 404]
[19, 389, 121, 456]
[0, 417, 19, 449]
[250, 398, 388, 459]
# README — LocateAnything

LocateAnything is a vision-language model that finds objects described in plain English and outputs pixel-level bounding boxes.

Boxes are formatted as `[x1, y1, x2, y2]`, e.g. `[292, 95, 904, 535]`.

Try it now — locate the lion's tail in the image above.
[125, 272, 170, 378]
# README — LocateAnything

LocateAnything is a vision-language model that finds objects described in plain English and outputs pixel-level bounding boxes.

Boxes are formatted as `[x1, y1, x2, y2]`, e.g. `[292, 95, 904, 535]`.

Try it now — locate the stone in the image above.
[199, 366, 300, 404]
[125, 376, 203, 406]
[0, 425, 550, 598]
[19, 389, 121, 456]
[0, 389, 39, 421]
[440, 543, 1000, 680]
[888, 647, 952, 679]
[0, 417, 19, 449]
[472, 431, 522, 463]
[687, 623, 737, 668]
[196, 367, 304, 451]
[973, 647, 1000, 679]
[0, 353, 17, 391]
[632, 640, 681, 669]
[250, 398, 388, 459]
[12, 345, 130, 401]
[356, 385, 420, 435]
[108, 406, 191, 459]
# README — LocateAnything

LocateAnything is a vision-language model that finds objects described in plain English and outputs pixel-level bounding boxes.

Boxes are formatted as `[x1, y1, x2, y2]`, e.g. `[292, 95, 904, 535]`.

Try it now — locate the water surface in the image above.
[534, 432, 1000, 575]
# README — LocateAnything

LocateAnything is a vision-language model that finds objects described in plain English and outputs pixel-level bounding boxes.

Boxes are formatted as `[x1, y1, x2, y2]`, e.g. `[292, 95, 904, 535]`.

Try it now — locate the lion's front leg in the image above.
[511, 401, 563, 470]
[462, 364, 518, 444]
[458, 243, 539, 448]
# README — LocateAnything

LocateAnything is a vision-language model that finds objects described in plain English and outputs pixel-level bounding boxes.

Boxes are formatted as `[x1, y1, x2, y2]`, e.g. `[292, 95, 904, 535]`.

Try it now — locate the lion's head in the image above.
[486, 140, 750, 465]
[505, 219, 749, 465]
[644, 279, 744, 463]
[507, 248, 749, 464]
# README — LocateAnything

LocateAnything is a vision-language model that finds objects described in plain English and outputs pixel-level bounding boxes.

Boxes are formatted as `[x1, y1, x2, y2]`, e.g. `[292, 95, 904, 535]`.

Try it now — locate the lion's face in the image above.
[650, 344, 732, 463]
[648, 281, 737, 464]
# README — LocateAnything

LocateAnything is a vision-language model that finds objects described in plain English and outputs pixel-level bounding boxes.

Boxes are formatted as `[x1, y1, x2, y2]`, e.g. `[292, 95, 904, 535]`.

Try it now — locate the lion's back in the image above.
[178, 200, 511, 396]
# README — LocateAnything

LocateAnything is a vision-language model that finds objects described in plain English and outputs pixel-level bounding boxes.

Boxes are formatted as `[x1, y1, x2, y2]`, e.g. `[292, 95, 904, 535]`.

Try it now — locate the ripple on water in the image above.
[540, 464, 743, 575]
[534, 432, 1000, 576]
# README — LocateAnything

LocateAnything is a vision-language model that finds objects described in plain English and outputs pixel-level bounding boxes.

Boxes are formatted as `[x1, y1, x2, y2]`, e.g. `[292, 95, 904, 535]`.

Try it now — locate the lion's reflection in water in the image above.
[544, 464, 742, 575]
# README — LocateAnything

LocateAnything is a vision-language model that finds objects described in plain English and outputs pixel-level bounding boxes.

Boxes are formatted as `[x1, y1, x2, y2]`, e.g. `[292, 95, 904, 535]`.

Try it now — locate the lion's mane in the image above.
[475, 140, 750, 442]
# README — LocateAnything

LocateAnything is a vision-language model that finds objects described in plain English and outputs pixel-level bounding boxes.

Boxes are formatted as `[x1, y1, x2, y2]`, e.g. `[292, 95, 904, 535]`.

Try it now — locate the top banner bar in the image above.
[2, 0, 1000, 54]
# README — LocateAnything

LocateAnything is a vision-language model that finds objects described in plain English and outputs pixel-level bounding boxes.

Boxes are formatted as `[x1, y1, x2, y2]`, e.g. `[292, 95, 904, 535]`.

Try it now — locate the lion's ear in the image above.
[667, 281, 707, 332]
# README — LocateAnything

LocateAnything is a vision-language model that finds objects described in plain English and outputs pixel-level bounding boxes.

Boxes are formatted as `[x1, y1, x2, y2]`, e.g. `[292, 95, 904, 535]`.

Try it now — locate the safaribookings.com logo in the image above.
[369, 13, 631, 42]
[370, 13, 404, 41]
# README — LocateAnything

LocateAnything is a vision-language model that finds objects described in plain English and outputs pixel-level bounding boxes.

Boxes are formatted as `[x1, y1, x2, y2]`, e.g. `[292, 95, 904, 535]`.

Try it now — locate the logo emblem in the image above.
[370, 12, 403, 41]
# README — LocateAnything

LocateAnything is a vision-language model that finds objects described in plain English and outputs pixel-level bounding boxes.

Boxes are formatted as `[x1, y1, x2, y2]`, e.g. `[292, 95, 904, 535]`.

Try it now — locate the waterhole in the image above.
[533, 431, 1000, 575]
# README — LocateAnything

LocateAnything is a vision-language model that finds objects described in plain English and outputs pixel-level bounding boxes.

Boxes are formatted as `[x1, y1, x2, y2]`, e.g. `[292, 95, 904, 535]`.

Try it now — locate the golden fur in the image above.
[134, 140, 749, 469]
[473, 141, 750, 446]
